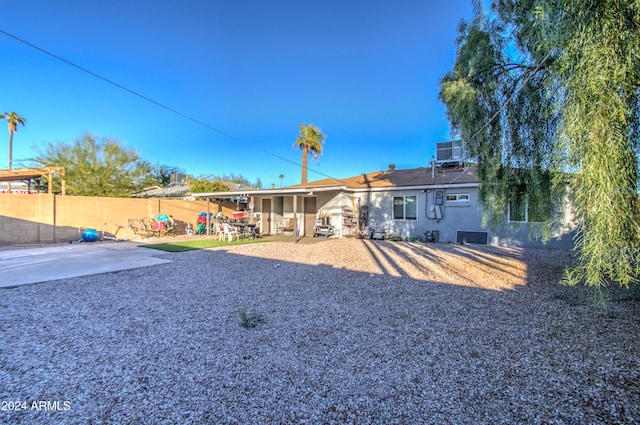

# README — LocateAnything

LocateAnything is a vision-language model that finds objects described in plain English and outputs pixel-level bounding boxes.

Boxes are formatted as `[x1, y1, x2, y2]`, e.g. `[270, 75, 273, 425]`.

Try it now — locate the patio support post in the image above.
[293, 195, 298, 237]
[206, 199, 211, 236]
[249, 196, 255, 223]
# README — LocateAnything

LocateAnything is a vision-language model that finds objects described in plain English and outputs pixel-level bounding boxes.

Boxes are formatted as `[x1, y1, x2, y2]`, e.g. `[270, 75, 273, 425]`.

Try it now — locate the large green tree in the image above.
[439, 0, 640, 300]
[294, 123, 326, 184]
[187, 175, 230, 195]
[32, 134, 152, 196]
[149, 163, 186, 187]
[188, 173, 263, 194]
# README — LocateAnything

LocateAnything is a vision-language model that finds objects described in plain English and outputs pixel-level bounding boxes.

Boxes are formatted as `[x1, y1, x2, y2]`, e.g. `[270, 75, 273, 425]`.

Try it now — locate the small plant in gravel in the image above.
[238, 307, 265, 329]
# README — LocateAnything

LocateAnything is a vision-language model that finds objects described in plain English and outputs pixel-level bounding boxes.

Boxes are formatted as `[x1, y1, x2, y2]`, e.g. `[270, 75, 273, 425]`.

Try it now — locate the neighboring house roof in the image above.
[289, 165, 479, 190]
[132, 184, 192, 198]
[193, 165, 479, 198]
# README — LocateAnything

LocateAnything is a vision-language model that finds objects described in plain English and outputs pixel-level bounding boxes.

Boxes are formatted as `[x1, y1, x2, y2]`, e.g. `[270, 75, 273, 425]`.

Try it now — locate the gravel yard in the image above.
[1, 238, 639, 424]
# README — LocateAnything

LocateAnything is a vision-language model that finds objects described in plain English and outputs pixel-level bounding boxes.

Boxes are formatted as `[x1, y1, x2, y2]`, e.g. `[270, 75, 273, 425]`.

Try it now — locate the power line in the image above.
[0, 28, 340, 182]
[2, 28, 553, 186]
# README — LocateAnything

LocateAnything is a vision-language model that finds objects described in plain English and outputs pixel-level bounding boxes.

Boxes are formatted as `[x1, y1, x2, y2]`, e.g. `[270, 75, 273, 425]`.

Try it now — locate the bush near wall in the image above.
[0, 193, 239, 245]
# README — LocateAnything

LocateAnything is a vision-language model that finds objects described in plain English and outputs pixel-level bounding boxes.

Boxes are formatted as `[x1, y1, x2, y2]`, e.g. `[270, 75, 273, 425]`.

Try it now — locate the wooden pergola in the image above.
[0, 167, 65, 195]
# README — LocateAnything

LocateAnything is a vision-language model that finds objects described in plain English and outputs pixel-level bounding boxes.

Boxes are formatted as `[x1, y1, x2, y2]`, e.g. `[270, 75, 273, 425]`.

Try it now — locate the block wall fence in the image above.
[0, 193, 238, 245]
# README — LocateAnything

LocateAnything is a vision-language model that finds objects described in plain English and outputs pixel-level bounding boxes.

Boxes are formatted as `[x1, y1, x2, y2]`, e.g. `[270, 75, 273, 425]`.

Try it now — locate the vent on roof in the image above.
[436, 140, 464, 167]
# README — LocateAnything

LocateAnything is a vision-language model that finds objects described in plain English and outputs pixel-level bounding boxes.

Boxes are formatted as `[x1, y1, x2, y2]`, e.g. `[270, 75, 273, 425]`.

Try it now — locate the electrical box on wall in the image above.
[435, 191, 444, 205]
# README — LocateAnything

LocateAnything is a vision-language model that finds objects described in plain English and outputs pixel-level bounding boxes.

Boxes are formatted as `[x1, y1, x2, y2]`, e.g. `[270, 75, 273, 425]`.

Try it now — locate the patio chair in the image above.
[128, 218, 153, 238]
[277, 218, 295, 235]
[221, 223, 239, 242]
[142, 217, 160, 236]
[214, 222, 226, 240]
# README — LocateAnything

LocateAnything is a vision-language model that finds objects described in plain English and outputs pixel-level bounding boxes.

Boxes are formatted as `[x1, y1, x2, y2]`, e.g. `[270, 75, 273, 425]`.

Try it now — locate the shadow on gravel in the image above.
[358, 239, 544, 291]
[2, 241, 638, 425]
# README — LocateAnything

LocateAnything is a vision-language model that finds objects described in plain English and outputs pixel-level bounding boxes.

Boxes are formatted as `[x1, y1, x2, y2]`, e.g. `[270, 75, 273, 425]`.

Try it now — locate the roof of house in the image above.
[289, 165, 479, 190]
[193, 165, 478, 198]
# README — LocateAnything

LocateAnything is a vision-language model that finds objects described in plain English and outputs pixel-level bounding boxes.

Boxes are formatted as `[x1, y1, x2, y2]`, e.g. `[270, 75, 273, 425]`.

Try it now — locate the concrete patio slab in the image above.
[0, 241, 172, 288]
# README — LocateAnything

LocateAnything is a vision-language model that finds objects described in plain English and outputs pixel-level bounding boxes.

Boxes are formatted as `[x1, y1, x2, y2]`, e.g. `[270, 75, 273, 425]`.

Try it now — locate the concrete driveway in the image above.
[0, 241, 172, 288]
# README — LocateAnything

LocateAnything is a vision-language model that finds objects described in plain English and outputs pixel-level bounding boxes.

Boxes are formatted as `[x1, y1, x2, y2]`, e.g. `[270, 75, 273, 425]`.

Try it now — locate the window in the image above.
[393, 196, 417, 220]
[509, 192, 544, 223]
[509, 193, 526, 222]
[445, 193, 469, 203]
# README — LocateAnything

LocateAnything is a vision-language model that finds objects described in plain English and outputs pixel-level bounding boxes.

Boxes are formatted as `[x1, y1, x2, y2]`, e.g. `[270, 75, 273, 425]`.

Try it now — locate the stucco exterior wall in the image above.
[357, 188, 484, 243]
[355, 187, 575, 248]
[206, 183, 578, 249]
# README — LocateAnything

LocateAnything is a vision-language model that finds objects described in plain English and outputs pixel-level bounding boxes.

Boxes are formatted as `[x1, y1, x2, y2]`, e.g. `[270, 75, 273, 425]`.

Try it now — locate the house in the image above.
[193, 164, 576, 249]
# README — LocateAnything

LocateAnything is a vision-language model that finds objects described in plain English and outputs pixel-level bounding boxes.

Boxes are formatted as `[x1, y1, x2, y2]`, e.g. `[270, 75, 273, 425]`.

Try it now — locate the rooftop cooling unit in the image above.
[436, 140, 464, 167]
[170, 173, 187, 186]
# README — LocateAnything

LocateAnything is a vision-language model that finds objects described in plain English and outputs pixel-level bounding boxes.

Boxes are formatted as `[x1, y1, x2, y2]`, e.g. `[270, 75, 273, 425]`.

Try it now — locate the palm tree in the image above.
[1, 111, 26, 193]
[293, 123, 325, 184]
[1, 111, 27, 170]
[279, 174, 285, 188]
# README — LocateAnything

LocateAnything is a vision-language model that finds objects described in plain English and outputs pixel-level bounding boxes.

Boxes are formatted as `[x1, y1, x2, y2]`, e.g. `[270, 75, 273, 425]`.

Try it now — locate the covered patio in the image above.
[0, 166, 65, 194]
[193, 185, 348, 238]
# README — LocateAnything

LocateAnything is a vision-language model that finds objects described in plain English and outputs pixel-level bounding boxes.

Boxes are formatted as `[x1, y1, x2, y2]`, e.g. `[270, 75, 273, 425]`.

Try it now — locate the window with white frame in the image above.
[445, 193, 470, 203]
[393, 196, 417, 220]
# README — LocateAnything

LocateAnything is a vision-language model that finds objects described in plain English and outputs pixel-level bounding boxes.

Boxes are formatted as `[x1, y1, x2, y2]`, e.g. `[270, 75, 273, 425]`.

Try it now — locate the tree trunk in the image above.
[7, 131, 13, 192]
[301, 146, 308, 184]
[8, 131, 13, 170]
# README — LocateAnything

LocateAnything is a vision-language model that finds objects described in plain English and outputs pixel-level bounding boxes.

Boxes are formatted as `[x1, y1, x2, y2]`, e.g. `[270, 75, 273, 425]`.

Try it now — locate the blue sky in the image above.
[1, 0, 473, 187]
